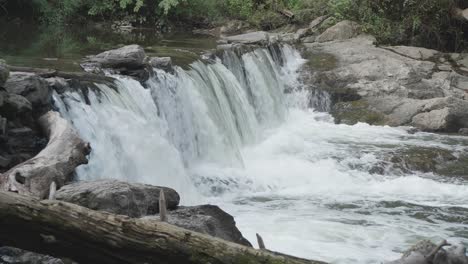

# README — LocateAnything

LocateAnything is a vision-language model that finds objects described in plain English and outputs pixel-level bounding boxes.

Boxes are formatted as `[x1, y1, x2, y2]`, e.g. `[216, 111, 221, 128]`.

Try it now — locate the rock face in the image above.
[147, 205, 252, 247]
[302, 34, 468, 132]
[220, 20, 250, 35]
[81, 45, 146, 70]
[316, 20, 361, 42]
[0, 60, 9, 87]
[55, 180, 180, 218]
[0, 247, 64, 264]
[4, 72, 51, 110]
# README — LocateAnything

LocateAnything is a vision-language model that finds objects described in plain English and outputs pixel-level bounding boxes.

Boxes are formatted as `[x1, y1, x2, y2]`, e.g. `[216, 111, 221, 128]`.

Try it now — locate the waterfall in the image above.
[53, 44, 306, 202]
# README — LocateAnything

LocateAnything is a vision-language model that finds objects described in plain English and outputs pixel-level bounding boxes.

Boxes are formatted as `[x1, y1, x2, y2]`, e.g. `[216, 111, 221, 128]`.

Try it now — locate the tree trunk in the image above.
[0, 111, 91, 199]
[0, 191, 327, 264]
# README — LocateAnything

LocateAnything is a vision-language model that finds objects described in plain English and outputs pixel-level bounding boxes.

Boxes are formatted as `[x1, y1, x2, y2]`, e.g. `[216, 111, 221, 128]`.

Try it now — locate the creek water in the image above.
[3, 25, 468, 263]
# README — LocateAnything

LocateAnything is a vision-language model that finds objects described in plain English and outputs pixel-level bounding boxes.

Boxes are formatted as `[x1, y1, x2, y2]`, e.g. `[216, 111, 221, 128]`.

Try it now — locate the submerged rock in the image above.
[146, 204, 252, 247]
[55, 179, 180, 218]
[147, 56, 173, 72]
[0, 247, 64, 264]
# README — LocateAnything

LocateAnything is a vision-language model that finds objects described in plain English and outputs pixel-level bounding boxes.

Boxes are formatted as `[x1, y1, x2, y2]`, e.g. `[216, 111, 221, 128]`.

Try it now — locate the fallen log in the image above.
[0, 191, 327, 264]
[0, 111, 91, 199]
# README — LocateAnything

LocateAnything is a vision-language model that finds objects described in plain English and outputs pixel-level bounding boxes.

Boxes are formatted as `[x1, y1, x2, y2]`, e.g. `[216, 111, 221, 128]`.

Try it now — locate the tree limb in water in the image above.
[0, 191, 327, 264]
[0, 111, 91, 199]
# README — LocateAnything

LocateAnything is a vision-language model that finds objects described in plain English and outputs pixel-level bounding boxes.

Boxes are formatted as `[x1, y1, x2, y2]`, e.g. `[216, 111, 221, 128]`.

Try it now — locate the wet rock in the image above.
[302, 35, 468, 132]
[0, 247, 64, 264]
[146, 205, 252, 247]
[45, 77, 70, 94]
[55, 179, 180, 218]
[316, 20, 361, 42]
[81, 44, 146, 71]
[147, 57, 173, 72]
[0, 59, 9, 87]
[223, 31, 270, 45]
[388, 147, 457, 174]
[4, 72, 51, 110]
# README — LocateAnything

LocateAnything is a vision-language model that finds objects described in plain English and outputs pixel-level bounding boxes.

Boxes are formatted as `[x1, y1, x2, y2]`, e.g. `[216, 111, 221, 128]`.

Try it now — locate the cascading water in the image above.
[53, 44, 468, 263]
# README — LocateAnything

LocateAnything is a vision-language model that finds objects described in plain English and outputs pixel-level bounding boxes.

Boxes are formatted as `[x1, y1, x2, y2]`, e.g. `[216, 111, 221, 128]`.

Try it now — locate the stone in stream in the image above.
[0, 247, 66, 264]
[223, 31, 270, 45]
[55, 179, 180, 218]
[81, 44, 146, 71]
[147, 56, 173, 72]
[145, 204, 253, 247]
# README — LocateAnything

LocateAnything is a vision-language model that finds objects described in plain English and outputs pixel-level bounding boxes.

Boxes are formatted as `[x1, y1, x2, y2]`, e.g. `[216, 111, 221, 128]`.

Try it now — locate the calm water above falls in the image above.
[48, 41, 468, 263]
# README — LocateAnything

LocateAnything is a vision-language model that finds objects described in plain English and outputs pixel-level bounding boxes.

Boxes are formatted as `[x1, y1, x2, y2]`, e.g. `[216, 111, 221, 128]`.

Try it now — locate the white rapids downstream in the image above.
[53, 44, 468, 263]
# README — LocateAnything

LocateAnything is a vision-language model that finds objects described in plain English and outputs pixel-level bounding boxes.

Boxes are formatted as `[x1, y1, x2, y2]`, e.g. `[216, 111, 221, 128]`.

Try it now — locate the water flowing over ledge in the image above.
[53, 44, 468, 263]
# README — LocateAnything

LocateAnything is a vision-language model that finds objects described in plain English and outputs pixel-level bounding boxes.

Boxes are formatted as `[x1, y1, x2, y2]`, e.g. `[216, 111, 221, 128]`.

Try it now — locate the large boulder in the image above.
[81, 45, 146, 71]
[146, 205, 252, 247]
[0, 247, 64, 264]
[55, 180, 180, 218]
[147, 57, 173, 72]
[302, 35, 468, 132]
[0, 59, 9, 87]
[316, 20, 361, 42]
[4, 72, 51, 109]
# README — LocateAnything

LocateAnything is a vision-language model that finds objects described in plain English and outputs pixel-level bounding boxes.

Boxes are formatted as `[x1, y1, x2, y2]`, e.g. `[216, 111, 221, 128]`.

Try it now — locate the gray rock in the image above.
[0, 247, 64, 264]
[55, 179, 180, 218]
[146, 205, 252, 247]
[81, 45, 146, 70]
[0, 59, 9, 87]
[45, 77, 70, 94]
[147, 57, 173, 72]
[316, 20, 361, 42]
[4, 72, 51, 108]
[302, 35, 468, 132]
[223, 31, 269, 44]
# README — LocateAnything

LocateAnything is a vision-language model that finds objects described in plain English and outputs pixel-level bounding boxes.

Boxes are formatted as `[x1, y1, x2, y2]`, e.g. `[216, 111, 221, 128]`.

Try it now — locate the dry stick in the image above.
[159, 189, 168, 222]
[256, 233, 266, 250]
[426, 240, 451, 262]
[48, 181, 57, 200]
